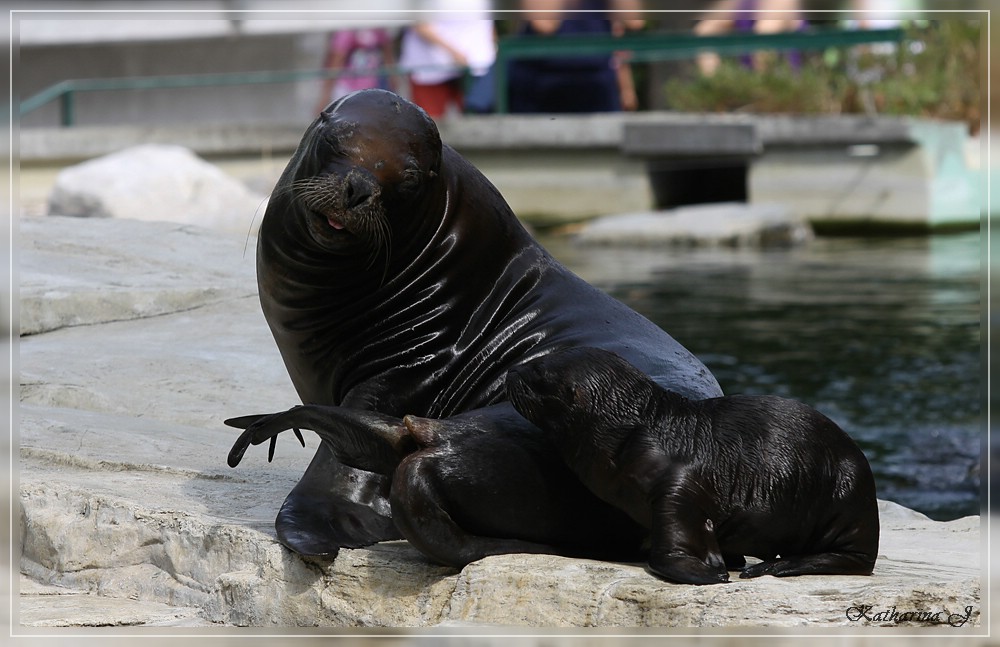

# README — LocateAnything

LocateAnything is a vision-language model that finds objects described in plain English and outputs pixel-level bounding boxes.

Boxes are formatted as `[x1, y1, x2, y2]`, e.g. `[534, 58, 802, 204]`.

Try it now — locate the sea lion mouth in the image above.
[286, 171, 392, 282]
[305, 206, 363, 248]
[308, 208, 349, 235]
[290, 172, 387, 246]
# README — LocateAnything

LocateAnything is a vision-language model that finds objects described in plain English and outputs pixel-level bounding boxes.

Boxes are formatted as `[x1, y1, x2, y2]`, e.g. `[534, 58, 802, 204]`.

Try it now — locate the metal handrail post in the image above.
[60, 91, 74, 127]
[494, 48, 510, 115]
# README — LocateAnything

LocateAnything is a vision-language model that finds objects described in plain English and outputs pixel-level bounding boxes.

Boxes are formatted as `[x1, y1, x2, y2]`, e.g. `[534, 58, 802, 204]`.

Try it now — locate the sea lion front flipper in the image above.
[739, 550, 877, 579]
[646, 467, 729, 585]
[276, 442, 401, 556]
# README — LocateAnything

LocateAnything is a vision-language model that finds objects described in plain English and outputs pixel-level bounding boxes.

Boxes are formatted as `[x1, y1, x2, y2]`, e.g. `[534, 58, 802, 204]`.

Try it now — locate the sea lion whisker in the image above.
[307, 186, 349, 215]
[363, 231, 387, 275]
[290, 176, 328, 190]
[273, 180, 312, 200]
[286, 178, 339, 206]
[243, 196, 271, 259]
[378, 219, 393, 287]
[362, 205, 393, 285]
[294, 182, 328, 203]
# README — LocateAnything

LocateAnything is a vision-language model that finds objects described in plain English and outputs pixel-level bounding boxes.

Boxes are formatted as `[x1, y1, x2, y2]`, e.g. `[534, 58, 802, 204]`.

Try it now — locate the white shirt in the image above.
[399, 18, 496, 84]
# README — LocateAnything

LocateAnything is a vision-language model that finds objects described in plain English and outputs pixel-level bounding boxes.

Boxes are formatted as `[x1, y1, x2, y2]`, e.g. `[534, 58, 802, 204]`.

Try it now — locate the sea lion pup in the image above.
[232, 88, 722, 556]
[506, 347, 880, 585]
[226, 403, 646, 567]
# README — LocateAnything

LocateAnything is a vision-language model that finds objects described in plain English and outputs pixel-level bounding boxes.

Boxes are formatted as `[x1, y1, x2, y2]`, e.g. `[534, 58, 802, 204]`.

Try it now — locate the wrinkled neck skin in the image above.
[258, 143, 543, 416]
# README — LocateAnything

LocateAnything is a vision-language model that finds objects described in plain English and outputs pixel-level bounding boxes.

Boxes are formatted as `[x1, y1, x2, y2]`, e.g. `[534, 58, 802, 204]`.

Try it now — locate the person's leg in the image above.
[409, 80, 450, 118]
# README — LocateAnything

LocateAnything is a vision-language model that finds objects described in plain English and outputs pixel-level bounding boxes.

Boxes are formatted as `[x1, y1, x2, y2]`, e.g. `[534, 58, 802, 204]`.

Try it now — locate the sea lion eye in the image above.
[375, 160, 386, 170]
[399, 167, 422, 194]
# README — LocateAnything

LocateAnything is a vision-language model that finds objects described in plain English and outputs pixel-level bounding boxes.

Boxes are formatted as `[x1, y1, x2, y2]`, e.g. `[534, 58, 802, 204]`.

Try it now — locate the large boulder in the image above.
[46, 144, 266, 232]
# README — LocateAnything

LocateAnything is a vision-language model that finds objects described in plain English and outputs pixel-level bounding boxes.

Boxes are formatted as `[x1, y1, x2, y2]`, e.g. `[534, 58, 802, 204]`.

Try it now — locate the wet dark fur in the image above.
[506, 347, 880, 585]
[227, 404, 646, 568]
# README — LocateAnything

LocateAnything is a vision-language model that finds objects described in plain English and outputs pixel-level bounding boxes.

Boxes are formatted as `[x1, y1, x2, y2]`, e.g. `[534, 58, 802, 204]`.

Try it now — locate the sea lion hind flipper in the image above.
[225, 407, 308, 468]
[225, 415, 276, 468]
[227, 404, 411, 475]
[224, 413, 272, 429]
[297, 406, 412, 474]
[646, 468, 729, 585]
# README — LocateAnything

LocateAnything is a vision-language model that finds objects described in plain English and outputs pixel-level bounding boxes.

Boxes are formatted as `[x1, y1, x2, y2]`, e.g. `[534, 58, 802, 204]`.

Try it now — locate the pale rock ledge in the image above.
[17, 216, 981, 629]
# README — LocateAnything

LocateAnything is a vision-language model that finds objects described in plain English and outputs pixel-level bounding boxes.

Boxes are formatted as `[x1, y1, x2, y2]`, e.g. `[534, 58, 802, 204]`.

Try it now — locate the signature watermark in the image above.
[846, 604, 976, 627]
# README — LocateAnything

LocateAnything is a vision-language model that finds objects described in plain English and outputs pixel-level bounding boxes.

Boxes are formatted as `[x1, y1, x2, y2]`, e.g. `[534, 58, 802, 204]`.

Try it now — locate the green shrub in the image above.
[662, 21, 982, 132]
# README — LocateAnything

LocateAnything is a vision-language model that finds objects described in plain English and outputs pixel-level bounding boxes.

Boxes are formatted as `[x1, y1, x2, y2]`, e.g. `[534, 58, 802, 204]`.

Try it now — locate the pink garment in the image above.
[329, 28, 391, 98]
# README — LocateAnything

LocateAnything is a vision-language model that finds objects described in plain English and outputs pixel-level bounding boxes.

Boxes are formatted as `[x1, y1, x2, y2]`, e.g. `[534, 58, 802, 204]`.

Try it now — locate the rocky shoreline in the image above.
[16, 215, 981, 629]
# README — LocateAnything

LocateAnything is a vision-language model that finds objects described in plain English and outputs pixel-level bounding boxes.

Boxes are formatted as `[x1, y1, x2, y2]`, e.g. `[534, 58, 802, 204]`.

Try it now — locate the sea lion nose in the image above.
[344, 176, 373, 209]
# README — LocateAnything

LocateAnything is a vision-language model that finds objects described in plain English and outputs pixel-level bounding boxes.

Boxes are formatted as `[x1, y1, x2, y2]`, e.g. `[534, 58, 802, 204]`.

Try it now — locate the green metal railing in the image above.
[20, 27, 904, 125]
[18, 66, 452, 127]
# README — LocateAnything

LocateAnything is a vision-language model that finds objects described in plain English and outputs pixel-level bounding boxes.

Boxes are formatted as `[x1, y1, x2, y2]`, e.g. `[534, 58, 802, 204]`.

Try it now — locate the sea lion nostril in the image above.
[345, 180, 371, 209]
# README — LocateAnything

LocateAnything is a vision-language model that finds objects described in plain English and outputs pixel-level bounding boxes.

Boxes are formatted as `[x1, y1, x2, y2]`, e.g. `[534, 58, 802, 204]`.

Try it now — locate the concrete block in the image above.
[622, 122, 760, 157]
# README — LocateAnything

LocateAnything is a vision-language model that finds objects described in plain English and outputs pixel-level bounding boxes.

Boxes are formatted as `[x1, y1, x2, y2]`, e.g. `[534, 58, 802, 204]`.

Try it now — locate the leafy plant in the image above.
[662, 21, 982, 132]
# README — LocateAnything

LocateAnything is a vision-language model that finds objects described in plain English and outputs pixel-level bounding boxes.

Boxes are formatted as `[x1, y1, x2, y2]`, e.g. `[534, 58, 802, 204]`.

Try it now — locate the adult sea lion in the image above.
[231, 89, 721, 556]
[506, 347, 880, 585]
